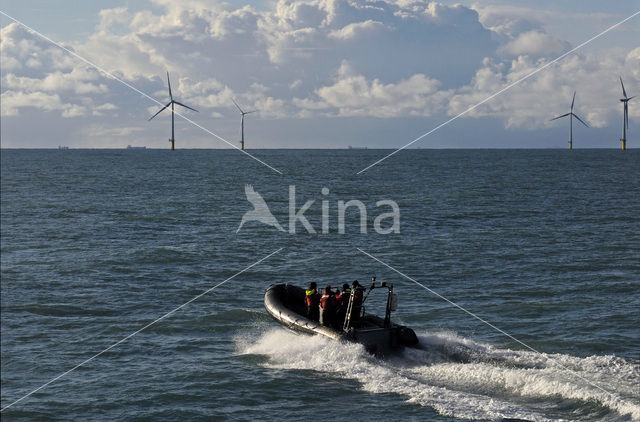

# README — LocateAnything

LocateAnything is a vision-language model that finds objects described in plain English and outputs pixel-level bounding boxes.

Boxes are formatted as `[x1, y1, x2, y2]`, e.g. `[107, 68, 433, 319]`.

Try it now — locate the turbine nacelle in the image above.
[232, 98, 256, 116]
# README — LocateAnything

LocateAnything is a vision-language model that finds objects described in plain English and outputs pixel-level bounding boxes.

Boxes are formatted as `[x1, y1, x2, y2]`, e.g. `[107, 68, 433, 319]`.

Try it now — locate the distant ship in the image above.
[348, 146, 368, 149]
[126, 145, 147, 150]
[58, 146, 69, 150]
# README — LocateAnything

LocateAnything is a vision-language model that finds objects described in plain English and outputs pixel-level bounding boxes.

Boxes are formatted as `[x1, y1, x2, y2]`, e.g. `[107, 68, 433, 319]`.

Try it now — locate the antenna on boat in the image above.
[619, 76, 634, 150]
[232, 99, 256, 150]
[550, 91, 588, 150]
[148, 71, 198, 150]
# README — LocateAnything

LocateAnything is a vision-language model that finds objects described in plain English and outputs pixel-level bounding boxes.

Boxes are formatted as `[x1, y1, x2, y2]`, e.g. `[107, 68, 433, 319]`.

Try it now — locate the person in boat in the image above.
[305, 282, 321, 321]
[351, 280, 365, 322]
[319, 285, 337, 326]
[336, 283, 351, 305]
[335, 283, 351, 326]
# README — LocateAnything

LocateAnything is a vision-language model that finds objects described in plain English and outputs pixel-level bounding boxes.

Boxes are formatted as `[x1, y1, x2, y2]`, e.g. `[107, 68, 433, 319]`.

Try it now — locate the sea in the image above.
[1, 149, 639, 421]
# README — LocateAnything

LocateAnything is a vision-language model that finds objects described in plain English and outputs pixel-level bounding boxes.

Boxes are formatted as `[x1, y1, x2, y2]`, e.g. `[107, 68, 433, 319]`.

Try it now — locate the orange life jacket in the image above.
[320, 294, 335, 310]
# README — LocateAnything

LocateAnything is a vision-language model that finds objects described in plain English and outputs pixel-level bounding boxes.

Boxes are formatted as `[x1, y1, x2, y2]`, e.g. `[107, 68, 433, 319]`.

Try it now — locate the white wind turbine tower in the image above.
[149, 72, 198, 150]
[232, 99, 256, 150]
[550, 91, 589, 150]
[619, 76, 635, 150]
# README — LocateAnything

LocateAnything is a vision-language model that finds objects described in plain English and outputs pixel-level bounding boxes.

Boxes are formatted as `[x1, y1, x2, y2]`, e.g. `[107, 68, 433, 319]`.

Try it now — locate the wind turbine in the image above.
[149, 72, 198, 151]
[232, 99, 255, 150]
[550, 91, 589, 150]
[619, 77, 634, 150]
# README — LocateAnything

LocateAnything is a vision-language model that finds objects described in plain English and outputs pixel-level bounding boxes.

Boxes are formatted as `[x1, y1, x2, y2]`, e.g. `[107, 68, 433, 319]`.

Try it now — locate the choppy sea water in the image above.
[1, 149, 639, 421]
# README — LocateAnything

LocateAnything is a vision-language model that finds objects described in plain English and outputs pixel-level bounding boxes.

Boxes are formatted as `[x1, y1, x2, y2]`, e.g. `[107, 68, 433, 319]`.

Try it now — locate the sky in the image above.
[1, 0, 639, 149]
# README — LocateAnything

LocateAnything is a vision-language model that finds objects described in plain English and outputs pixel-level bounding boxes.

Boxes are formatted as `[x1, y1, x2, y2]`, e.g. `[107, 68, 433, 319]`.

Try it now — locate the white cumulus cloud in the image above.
[1, 1, 637, 147]
[499, 30, 570, 57]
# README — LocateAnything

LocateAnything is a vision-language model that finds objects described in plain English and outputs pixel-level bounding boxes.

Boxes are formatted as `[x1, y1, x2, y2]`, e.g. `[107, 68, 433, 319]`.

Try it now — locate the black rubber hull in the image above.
[264, 284, 418, 355]
[264, 283, 344, 340]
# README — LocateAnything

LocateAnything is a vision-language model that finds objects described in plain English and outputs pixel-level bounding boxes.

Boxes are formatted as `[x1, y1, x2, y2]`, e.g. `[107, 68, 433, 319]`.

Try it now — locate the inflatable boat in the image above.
[264, 281, 419, 356]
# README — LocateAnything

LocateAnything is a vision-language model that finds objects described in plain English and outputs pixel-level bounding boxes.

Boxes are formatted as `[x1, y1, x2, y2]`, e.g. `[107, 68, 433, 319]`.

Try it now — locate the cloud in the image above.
[296, 60, 447, 118]
[328, 20, 387, 40]
[97, 7, 130, 31]
[624, 48, 640, 120]
[0, 23, 76, 72]
[4, 69, 108, 94]
[61, 104, 88, 118]
[51, 0, 495, 121]
[499, 30, 570, 57]
[470, 4, 548, 39]
[92, 102, 118, 116]
[1, 23, 111, 119]
[1, 90, 87, 118]
[65, 0, 496, 88]
[626, 47, 640, 81]
[81, 123, 144, 138]
[448, 50, 635, 129]
[1, 1, 637, 148]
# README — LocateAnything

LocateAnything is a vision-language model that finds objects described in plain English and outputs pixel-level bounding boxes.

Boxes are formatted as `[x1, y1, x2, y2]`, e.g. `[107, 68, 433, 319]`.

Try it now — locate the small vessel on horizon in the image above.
[126, 145, 147, 150]
[264, 281, 419, 356]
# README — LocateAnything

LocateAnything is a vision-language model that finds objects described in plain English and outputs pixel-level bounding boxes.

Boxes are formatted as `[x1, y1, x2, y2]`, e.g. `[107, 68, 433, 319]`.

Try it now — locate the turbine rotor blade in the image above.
[620, 76, 628, 99]
[148, 101, 172, 121]
[571, 91, 576, 111]
[572, 113, 589, 127]
[550, 113, 571, 121]
[245, 110, 257, 114]
[167, 71, 173, 100]
[173, 101, 198, 112]
[232, 98, 244, 114]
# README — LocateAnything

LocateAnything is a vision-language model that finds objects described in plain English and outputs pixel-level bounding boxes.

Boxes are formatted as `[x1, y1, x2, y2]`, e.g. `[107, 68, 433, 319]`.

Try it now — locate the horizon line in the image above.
[1, 147, 636, 150]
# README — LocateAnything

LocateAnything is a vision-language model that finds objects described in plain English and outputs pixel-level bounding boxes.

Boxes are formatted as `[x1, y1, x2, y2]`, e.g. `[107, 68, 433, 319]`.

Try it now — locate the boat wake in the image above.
[236, 328, 640, 421]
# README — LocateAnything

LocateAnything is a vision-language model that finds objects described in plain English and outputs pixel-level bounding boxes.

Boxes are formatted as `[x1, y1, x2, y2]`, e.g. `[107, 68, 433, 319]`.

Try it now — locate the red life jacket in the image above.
[305, 289, 319, 307]
[320, 294, 335, 310]
[336, 290, 350, 306]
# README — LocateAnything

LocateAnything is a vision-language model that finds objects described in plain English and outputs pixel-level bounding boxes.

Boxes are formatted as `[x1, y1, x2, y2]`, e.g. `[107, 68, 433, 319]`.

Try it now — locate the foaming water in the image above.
[238, 328, 640, 421]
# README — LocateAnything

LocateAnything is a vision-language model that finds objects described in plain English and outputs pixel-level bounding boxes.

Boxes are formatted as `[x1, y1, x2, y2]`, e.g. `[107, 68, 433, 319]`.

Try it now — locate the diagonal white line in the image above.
[357, 10, 640, 174]
[356, 247, 620, 399]
[0, 248, 283, 412]
[0, 10, 283, 175]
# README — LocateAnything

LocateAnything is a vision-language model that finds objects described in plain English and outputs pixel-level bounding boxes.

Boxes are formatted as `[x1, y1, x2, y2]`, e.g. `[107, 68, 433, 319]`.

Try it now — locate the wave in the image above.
[236, 328, 640, 421]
